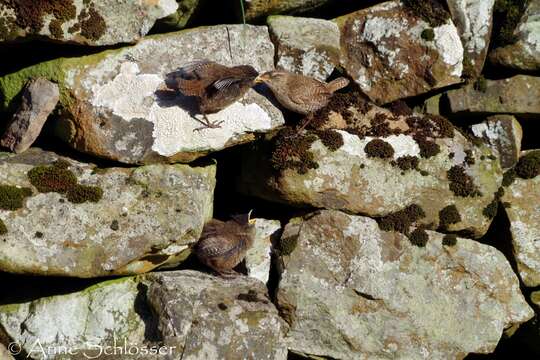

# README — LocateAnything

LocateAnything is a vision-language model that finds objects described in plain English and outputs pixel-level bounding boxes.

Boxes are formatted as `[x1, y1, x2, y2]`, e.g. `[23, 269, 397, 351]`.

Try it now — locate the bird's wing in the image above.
[179, 60, 231, 79]
[287, 76, 331, 107]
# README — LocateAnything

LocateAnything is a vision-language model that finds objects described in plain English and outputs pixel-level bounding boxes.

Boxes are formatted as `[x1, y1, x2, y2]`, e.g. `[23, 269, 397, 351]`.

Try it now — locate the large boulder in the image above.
[502, 150, 540, 287]
[447, 0, 496, 77]
[0, 25, 284, 164]
[267, 16, 341, 81]
[445, 75, 540, 118]
[334, 0, 463, 104]
[0, 271, 288, 360]
[276, 210, 534, 359]
[0, 148, 215, 277]
[239, 97, 503, 238]
[489, 0, 540, 71]
[0, 0, 178, 45]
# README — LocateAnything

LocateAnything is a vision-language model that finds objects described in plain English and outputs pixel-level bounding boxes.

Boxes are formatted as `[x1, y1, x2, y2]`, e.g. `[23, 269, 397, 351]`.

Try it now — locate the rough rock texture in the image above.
[447, 0, 495, 77]
[446, 75, 540, 118]
[334, 1, 463, 104]
[240, 104, 503, 238]
[471, 115, 523, 170]
[245, 218, 281, 284]
[0, 148, 215, 277]
[267, 16, 341, 81]
[146, 271, 287, 359]
[502, 152, 540, 287]
[156, 0, 204, 30]
[0, 25, 284, 164]
[489, 0, 540, 71]
[0, 343, 14, 360]
[0, 0, 178, 46]
[276, 210, 534, 359]
[0, 78, 59, 154]
[243, 0, 331, 21]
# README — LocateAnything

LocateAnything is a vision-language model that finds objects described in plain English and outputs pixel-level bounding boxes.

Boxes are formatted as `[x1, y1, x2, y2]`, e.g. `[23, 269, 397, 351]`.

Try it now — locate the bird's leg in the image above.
[295, 114, 314, 134]
[193, 113, 224, 132]
[216, 269, 241, 279]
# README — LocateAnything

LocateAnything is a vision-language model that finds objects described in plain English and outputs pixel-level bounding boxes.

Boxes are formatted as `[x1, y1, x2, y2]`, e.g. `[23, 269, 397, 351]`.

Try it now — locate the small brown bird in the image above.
[194, 212, 256, 277]
[166, 60, 259, 130]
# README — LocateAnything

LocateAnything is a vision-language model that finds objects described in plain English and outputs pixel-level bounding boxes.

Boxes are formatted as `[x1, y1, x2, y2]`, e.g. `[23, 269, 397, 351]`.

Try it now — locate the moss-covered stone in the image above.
[483, 200, 499, 218]
[0, 185, 32, 211]
[515, 151, 540, 179]
[502, 168, 517, 186]
[493, 0, 530, 47]
[314, 129, 344, 152]
[377, 204, 426, 235]
[270, 128, 319, 175]
[421, 28, 435, 41]
[395, 156, 420, 171]
[79, 4, 106, 41]
[0, 219, 7, 235]
[279, 233, 298, 256]
[416, 137, 441, 158]
[3, 0, 77, 36]
[473, 76, 488, 92]
[66, 184, 103, 204]
[439, 205, 461, 228]
[409, 228, 429, 247]
[442, 234, 457, 246]
[447, 165, 482, 197]
[403, 0, 450, 27]
[364, 139, 395, 159]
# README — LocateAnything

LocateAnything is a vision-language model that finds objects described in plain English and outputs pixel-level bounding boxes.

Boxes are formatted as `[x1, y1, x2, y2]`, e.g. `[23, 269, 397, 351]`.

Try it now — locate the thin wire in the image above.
[239, 0, 246, 25]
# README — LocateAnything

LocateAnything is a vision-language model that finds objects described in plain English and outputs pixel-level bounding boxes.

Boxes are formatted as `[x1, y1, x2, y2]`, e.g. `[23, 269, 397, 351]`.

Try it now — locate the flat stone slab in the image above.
[276, 210, 534, 359]
[334, 0, 463, 104]
[0, 0, 178, 45]
[0, 25, 284, 164]
[0, 148, 215, 277]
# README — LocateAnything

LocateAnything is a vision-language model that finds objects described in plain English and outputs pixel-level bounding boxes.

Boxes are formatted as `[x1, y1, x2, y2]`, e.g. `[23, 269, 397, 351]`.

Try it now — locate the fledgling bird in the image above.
[194, 212, 256, 277]
[166, 60, 259, 130]
[255, 70, 350, 131]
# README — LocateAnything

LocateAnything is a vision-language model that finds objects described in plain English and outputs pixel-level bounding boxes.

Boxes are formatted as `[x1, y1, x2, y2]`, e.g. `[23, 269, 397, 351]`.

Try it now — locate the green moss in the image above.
[270, 128, 319, 175]
[439, 205, 461, 228]
[403, 0, 450, 27]
[416, 137, 440, 158]
[364, 139, 395, 159]
[279, 234, 298, 256]
[0, 219, 7, 235]
[395, 156, 420, 171]
[4, 0, 76, 35]
[79, 4, 106, 41]
[66, 184, 103, 204]
[0, 185, 33, 210]
[502, 168, 517, 186]
[473, 76, 488, 92]
[442, 234, 457, 246]
[314, 129, 344, 152]
[409, 228, 429, 247]
[447, 165, 482, 197]
[515, 151, 540, 179]
[461, 55, 476, 80]
[493, 0, 530, 47]
[421, 28, 435, 41]
[377, 204, 426, 235]
[483, 200, 499, 218]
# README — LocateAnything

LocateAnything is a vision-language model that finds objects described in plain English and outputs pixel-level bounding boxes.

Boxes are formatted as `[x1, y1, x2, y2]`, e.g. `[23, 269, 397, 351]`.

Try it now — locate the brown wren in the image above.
[194, 212, 256, 277]
[166, 60, 259, 131]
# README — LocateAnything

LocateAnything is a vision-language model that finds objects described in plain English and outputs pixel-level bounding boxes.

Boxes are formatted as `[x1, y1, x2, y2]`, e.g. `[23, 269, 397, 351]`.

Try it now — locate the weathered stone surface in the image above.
[0, 25, 284, 164]
[0, 271, 287, 359]
[243, 0, 331, 21]
[276, 210, 534, 359]
[0, 343, 14, 360]
[471, 115, 523, 170]
[502, 151, 540, 287]
[245, 218, 281, 284]
[0, 78, 59, 154]
[239, 102, 503, 238]
[0, 0, 178, 46]
[489, 0, 540, 71]
[447, 0, 495, 77]
[146, 271, 287, 359]
[335, 1, 463, 104]
[156, 0, 204, 30]
[0, 148, 215, 277]
[268, 16, 341, 81]
[445, 75, 540, 117]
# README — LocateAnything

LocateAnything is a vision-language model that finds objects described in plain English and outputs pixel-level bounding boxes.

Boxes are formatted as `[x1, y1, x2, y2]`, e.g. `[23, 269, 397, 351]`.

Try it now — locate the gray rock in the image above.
[243, 0, 331, 21]
[0, 0, 178, 45]
[502, 151, 540, 287]
[489, 0, 540, 71]
[0, 25, 284, 164]
[334, 0, 463, 104]
[447, 0, 496, 77]
[471, 115, 523, 170]
[0, 271, 288, 360]
[276, 210, 534, 359]
[268, 16, 341, 81]
[445, 75, 540, 118]
[0, 78, 59, 154]
[245, 218, 282, 284]
[156, 0, 204, 30]
[239, 103, 503, 238]
[0, 148, 215, 277]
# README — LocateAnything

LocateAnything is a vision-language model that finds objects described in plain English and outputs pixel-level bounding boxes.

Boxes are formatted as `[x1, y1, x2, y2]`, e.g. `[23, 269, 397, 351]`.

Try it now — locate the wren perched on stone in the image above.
[194, 212, 256, 277]
[255, 70, 349, 131]
[166, 60, 259, 130]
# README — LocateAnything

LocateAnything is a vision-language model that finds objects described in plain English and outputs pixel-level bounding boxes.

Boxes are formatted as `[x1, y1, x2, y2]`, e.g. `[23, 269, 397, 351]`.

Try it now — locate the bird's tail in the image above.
[326, 77, 350, 93]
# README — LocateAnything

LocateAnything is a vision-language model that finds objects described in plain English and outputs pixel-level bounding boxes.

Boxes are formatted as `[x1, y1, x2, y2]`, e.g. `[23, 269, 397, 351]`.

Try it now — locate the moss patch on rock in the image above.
[395, 156, 420, 171]
[502, 168, 517, 186]
[403, 0, 451, 27]
[314, 129, 344, 151]
[377, 204, 426, 235]
[447, 165, 482, 197]
[442, 234, 457, 246]
[0, 185, 32, 211]
[364, 139, 395, 159]
[515, 151, 540, 179]
[421, 28, 435, 41]
[409, 228, 429, 247]
[27, 160, 103, 204]
[493, 0, 531, 46]
[278, 233, 298, 256]
[4, 0, 77, 35]
[473, 76, 488, 92]
[271, 128, 319, 175]
[78, 3, 106, 41]
[0, 218, 7, 235]
[439, 205, 461, 228]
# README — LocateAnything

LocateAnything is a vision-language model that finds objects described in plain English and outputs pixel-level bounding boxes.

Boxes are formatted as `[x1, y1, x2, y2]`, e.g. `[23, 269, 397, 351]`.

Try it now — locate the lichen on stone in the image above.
[0, 185, 33, 210]
[447, 165, 482, 197]
[515, 150, 540, 179]
[439, 205, 461, 228]
[364, 139, 395, 159]
[377, 204, 426, 235]
[442, 234, 457, 246]
[270, 128, 319, 175]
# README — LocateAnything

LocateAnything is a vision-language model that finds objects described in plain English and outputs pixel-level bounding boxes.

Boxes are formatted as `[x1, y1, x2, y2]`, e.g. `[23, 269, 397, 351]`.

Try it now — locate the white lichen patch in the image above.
[245, 219, 281, 284]
[434, 24, 464, 77]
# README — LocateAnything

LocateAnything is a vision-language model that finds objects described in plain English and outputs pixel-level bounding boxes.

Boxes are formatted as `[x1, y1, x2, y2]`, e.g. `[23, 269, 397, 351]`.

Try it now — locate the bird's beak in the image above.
[248, 209, 256, 225]
[254, 74, 266, 84]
